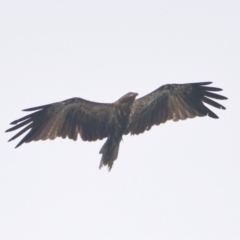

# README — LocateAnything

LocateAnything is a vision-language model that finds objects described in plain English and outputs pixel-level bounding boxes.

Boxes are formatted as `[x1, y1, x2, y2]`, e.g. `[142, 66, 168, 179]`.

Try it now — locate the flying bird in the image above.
[6, 82, 227, 170]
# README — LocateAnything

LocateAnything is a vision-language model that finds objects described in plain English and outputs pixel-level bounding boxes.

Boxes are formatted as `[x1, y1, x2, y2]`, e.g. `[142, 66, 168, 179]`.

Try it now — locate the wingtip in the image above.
[10, 120, 18, 125]
[14, 142, 22, 148]
[208, 113, 219, 119]
[22, 108, 32, 112]
[6, 125, 16, 132]
[22, 103, 51, 112]
[193, 81, 213, 86]
[7, 136, 23, 148]
[203, 81, 213, 85]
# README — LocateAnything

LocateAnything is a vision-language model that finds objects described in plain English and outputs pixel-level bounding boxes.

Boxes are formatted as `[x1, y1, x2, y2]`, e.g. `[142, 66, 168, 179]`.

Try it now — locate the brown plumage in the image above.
[6, 82, 227, 170]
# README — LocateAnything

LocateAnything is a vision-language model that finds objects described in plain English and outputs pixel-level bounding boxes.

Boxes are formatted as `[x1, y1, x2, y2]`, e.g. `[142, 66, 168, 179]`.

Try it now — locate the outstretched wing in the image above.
[125, 82, 227, 135]
[6, 98, 116, 148]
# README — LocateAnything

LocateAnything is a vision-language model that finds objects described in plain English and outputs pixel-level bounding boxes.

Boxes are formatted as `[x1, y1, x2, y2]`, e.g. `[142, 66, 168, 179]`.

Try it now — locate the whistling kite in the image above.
[6, 82, 227, 170]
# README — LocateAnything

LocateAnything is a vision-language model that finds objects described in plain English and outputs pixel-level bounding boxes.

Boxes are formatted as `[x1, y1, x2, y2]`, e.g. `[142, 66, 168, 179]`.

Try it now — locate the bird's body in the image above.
[6, 82, 227, 170]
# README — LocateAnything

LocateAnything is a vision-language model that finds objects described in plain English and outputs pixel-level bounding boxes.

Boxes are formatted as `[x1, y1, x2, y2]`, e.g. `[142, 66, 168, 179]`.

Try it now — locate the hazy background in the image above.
[1, 1, 239, 239]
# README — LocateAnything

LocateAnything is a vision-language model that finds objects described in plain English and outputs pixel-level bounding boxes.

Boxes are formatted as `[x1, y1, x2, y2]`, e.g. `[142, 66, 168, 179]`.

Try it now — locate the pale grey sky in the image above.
[1, 1, 239, 239]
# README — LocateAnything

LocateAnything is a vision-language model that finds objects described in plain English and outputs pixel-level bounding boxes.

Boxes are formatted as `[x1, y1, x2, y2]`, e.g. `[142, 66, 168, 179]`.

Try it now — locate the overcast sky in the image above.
[1, 1, 239, 239]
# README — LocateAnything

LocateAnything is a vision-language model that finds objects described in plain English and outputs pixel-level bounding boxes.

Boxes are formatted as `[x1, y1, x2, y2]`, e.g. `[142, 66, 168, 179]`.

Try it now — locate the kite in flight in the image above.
[6, 82, 227, 170]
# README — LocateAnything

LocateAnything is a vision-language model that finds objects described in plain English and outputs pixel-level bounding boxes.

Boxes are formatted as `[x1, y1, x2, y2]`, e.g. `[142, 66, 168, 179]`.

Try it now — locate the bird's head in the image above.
[116, 92, 138, 106]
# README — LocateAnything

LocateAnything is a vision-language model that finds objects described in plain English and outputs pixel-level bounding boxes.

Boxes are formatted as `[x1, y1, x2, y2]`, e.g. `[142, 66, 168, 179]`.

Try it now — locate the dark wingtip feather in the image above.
[209, 114, 219, 119]
[192, 82, 212, 85]
[202, 97, 226, 110]
[8, 135, 22, 145]
[8, 135, 20, 143]
[10, 120, 18, 125]
[22, 103, 51, 112]
[8, 134, 26, 148]
[5, 125, 17, 132]
[222, 96, 228, 100]
[206, 107, 219, 118]
[204, 91, 228, 100]
[15, 142, 23, 148]
[23, 107, 42, 111]
[200, 86, 223, 92]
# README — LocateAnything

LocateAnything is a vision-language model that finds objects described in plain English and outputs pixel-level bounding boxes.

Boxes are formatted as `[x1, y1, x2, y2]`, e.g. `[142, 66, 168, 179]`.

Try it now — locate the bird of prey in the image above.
[6, 82, 227, 170]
